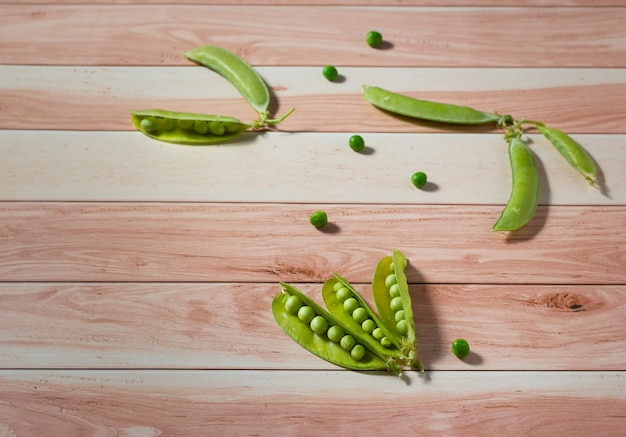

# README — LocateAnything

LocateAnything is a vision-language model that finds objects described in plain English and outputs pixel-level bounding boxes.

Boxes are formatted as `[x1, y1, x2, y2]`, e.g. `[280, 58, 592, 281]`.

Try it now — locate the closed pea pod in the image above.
[363, 85, 504, 125]
[492, 136, 539, 232]
[272, 283, 388, 372]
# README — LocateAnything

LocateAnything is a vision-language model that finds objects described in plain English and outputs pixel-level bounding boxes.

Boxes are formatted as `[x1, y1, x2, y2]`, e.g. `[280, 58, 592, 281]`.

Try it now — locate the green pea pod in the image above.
[536, 124, 598, 187]
[273, 283, 389, 372]
[493, 136, 539, 232]
[372, 249, 419, 368]
[184, 45, 270, 118]
[130, 109, 250, 145]
[363, 85, 503, 125]
[322, 274, 403, 357]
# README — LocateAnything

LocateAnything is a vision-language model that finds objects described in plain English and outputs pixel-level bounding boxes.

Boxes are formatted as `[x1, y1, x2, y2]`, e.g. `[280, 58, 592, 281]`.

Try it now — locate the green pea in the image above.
[140, 118, 157, 133]
[390, 296, 403, 312]
[297, 305, 316, 324]
[209, 121, 225, 136]
[492, 136, 539, 232]
[389, 284, 400, 298]
[411, 171, 428, 188]
[309, 210, 328, 228]
[389, 263, 395, 272]
[372, 328, 384, 340]
[333, 281, 344, 292]
[380, 337, 392, 348]
[284, 295, 303, 314]
[363, 85, 502, 125]
[452, 338, 470, 359]
[193, 120, 209, 134]
[352, 307, 368, 324]
[396, 319, 408, 335]
[385, 274, 397, 289]
[327, 325, 344, 343]
[177, 119, 194, 130]
[351, 344, 366, 361]
[349, 135, 365, 152]
[343, 297, 360, 313]
[361, 319, 376, 334]
[394, 310, 405, 322]
[340, 335, 356, 351]
[336, 287, 352, 302]
[161, 118, 175, 131]
[322, 65, 338, 81]
[366, 31, 383, 48]
[310, 316, 329, 335]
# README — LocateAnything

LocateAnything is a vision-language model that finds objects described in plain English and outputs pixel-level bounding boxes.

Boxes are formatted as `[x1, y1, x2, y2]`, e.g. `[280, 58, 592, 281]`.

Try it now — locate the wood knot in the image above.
[531, 292, 593, 312]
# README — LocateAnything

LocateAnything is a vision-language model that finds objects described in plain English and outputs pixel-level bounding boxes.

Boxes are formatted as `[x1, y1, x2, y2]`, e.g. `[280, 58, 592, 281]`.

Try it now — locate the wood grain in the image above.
[3, 0, 623, 5]
[0, 283, 623, 370]
[1, 203, 624, 284]
[1, 370, 624, 436]
[2, 66, 625, 133]
[2, 6, 626, 67]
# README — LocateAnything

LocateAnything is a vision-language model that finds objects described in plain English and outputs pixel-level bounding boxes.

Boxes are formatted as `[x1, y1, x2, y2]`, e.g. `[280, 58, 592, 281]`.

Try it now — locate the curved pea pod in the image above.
[493, 136, 539, 232]
[184, 45, 270, 117]
[536, 124, 598, 187]
[372, 249, 420, 369]
[273, 283, 390, 372]
[363, 85, 502, 125]
[322, 274, 403, 360]
[130, 109, 250, 145]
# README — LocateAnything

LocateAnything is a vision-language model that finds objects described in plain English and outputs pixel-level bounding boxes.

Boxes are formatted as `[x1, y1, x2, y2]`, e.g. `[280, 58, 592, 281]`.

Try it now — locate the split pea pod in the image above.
[184, 45, 270, 118]
[273, 283, 388, 371]
[363, 85, 504, 125]
[372, 249, 420, 368]
[493, 136, 539, 232]
[535, 124, 597, 187]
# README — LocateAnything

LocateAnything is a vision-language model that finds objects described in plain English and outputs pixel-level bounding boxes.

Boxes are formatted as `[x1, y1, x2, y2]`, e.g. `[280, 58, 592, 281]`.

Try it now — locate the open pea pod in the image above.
[322, 274, 403, 359]
[130, 109, 251, 145]
[372, 249, 419, 368]
[273, 283, 390, 372]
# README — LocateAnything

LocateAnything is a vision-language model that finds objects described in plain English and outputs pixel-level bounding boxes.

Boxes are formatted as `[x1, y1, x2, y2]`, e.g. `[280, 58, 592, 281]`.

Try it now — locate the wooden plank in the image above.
[2, 66, 625, 134]
[0, 283, 623, 370]
[2, 6, 626, 67]
[1, 203, 624, 284]
[0, 131, 620, 204]
[0, 370, 624, 436]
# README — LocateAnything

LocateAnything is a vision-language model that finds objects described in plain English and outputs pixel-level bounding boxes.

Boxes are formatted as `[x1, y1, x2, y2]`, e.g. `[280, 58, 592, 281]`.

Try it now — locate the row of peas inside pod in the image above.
[272, 249, 421, 376]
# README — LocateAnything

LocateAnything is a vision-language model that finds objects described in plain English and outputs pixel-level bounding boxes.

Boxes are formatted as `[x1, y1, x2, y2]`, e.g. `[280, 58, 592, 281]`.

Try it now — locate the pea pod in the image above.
[372, 249, 419, 368]
[273, 283, 389, 372]
[535, 124, 598, 187]
[493, 136, 539, 232]
[130, 109, 250, 145]
[363, 85, 505, 125]
[184, 45, 270, 119]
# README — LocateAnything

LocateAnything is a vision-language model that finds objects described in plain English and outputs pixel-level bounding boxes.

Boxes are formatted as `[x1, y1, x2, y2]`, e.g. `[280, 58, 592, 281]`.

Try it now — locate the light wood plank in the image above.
[2, 66, 625, 134]
[0, 283, 623, 370]
[0, 370, 624, 436]
[1, 203, 624, 284]
[2, 6, 626, 67]
[0, 131, 620, 204]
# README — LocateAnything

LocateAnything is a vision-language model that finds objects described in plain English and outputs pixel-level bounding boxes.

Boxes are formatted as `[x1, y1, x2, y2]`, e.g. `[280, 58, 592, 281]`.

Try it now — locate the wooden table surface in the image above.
[1, 1, 625, 436]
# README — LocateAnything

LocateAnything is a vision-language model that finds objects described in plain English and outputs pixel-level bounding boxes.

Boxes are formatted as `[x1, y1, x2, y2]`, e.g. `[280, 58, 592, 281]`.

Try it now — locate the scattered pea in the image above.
[396, 319, 408, 335]
[361, 319, 376, 334]
[390, 296, 403, 312]
[343, 297, 360, 313]
[327, 325, 344, 343]
[336, 287, 352, 302]
[394, 310, 405, 322]
[340, 334, 356, 351]
[349, 135, 365, 152]
[366, 31, 383, 48]
[351, 344, 366, 361]
[322, 65, 338, 81]
[297, 305, 316, 324]
[309, 210, 328, 228]
[284, 295, 303, 314]
[310, 316, 329, 335]
[411, 171, 428, 188]
[452, 338, 470, 358]
[352, 307, 368, 324]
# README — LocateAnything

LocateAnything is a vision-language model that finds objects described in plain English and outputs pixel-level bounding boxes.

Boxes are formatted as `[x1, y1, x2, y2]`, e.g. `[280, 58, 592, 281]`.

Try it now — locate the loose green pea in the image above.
[140, 118, 157, 133]
[284, 295, 303, 314]
[340, 335, 356, 351]
[396, 319, 408, 335]
[322, 65, 338, 81]
[343, 297, 360, 313]
[452, 338, 470, 359]
[297, 305, 316, 324]
[394, 310, 405, 322]
[193, 120, 209, 134]
[309, 210, 328, 228]
[362, 319, 376, 334]
[352, 307, 368, 324]
[349, 135, 365, 152]
[366, 31, 383, 48]
[411, 171, 428, 188]
[390, 296, 403, 312]
[327, 325, 344, 343]
[380, 337, 392, 348]
[372, 328, 384, 340]
[209, 121, 225, 136]
[385, 274, 397, 289]
[351, 344, 366, 361]
[336, 287, 352, 303]
[310, 316, 329, 335]
[389, 284, 400, 298]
